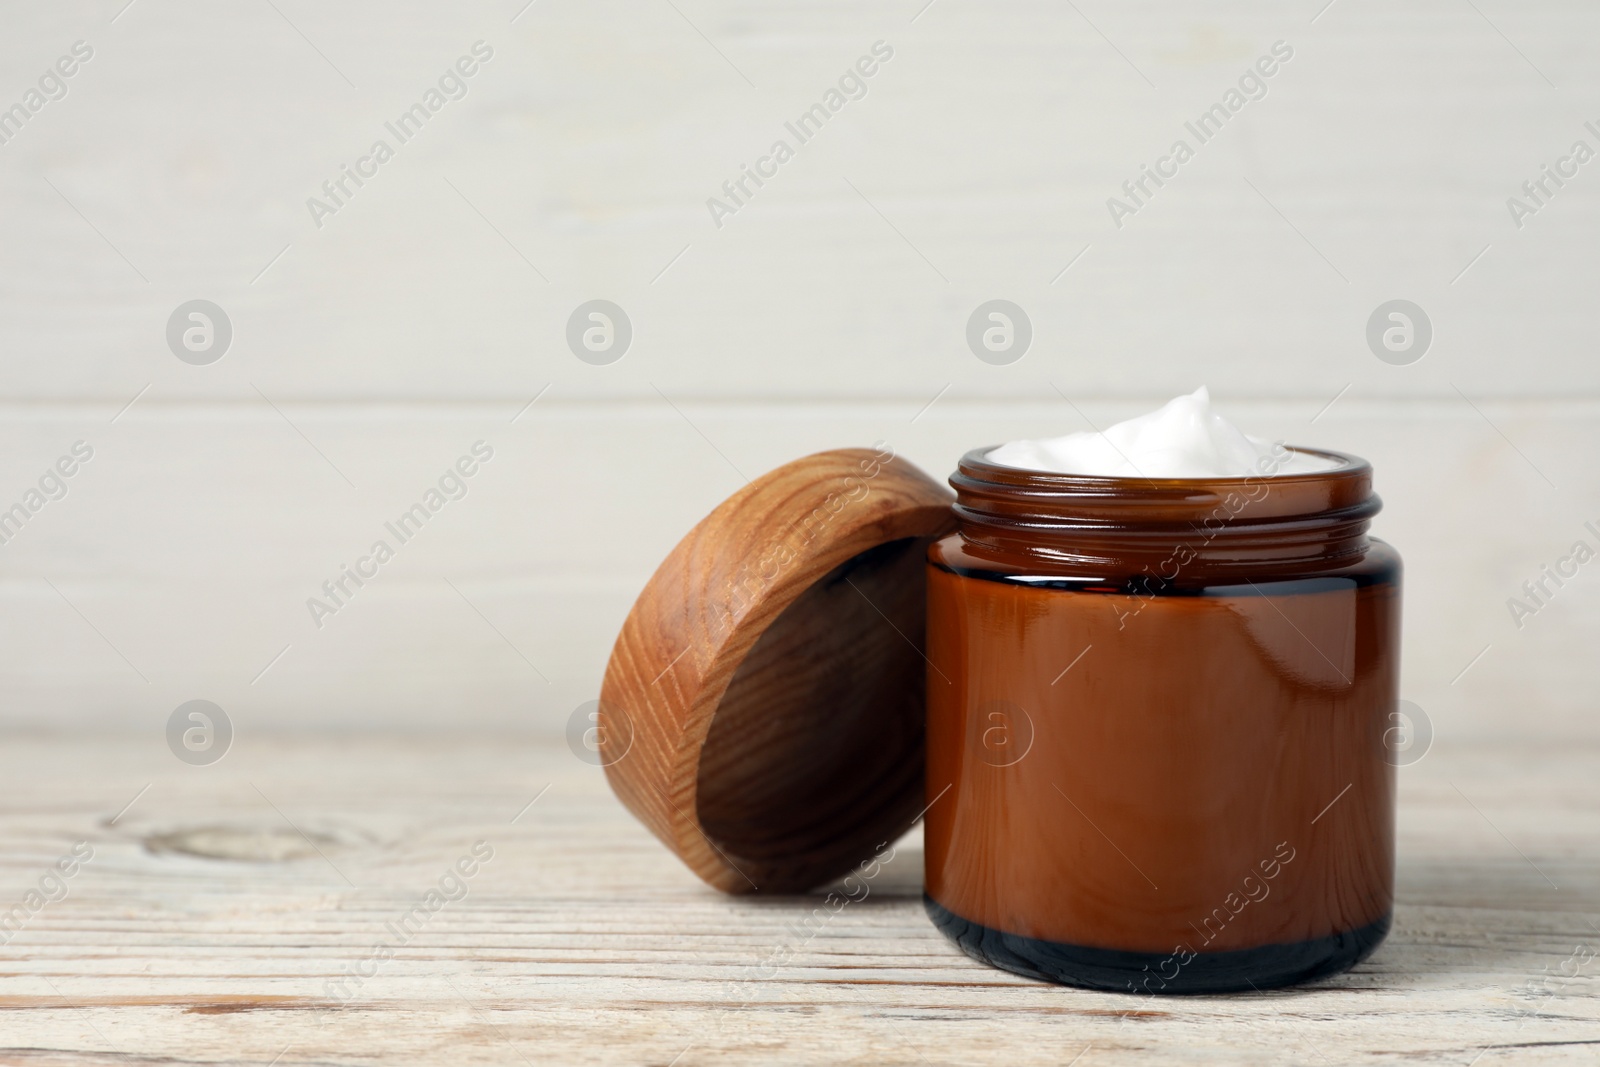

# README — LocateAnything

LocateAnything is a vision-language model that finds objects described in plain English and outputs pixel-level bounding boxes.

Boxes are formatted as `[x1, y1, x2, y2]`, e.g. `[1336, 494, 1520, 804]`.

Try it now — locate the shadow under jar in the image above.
[923, 447, 1401, 994]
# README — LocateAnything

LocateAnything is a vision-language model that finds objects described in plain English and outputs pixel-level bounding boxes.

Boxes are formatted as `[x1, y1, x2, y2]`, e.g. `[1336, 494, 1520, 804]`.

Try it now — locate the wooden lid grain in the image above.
[598, 448, 956, 893]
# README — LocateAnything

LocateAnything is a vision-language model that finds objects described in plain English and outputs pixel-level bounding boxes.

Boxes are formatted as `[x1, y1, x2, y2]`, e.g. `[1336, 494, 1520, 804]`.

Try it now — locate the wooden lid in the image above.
[598, 448, 956, 893]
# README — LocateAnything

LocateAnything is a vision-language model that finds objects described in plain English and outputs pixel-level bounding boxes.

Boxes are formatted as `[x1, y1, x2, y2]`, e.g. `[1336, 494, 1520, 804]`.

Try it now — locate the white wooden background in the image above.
[1, 0, 1596, 740]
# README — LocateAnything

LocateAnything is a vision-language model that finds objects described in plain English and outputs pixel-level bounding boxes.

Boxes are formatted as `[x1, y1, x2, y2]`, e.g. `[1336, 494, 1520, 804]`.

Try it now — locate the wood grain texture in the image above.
[598, 447, 955, 894]
[0, 731, 1596, 1065]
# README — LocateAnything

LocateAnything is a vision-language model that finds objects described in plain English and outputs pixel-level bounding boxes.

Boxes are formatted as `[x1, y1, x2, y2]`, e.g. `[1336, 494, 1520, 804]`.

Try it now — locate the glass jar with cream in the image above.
[923, 388, 1401, 993]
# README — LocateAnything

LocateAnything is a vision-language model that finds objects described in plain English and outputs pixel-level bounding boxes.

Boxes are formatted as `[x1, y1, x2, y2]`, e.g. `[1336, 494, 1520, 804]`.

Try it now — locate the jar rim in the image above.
[949, 446, 1379, 575]
[954, 446, 1374, 522]
[960, 445, 1367, 489]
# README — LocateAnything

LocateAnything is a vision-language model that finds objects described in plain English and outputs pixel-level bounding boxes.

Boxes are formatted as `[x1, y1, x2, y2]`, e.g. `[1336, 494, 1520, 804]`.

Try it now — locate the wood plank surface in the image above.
[0, 731, 1595, 1065]
[0, 396, 1590, 744]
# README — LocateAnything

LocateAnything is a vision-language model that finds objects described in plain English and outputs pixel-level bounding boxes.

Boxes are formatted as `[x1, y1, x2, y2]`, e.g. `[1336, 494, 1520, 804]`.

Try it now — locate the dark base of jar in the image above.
[924, 894, 1390, 995]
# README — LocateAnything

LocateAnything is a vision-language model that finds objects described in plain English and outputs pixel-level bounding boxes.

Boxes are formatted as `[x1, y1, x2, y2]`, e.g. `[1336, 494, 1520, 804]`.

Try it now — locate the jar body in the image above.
[923, 452, 1401, 994]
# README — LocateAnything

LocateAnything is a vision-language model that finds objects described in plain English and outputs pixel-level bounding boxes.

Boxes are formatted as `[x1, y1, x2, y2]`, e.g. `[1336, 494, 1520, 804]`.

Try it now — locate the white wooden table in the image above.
[0, 731, 1594, 1065]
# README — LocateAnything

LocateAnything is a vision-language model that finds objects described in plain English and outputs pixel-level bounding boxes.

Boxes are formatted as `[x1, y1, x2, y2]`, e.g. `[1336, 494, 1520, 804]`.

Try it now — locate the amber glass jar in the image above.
[923, 447, 1401, 994]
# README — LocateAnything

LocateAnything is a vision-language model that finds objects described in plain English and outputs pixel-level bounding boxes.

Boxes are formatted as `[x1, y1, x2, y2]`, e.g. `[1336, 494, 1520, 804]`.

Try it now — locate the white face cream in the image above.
[987, 387, 1339, 479]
